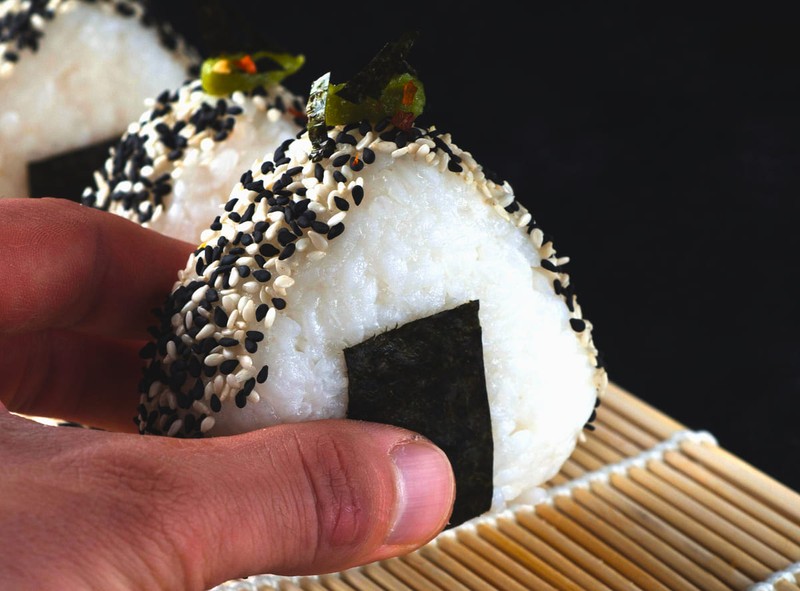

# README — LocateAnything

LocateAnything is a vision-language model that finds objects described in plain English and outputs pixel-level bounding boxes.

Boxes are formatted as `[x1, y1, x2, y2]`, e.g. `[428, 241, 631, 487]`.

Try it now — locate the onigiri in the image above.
[135, 47, 606, 521]
[81, 52, 306, 243]
[0, 0, 198, 199]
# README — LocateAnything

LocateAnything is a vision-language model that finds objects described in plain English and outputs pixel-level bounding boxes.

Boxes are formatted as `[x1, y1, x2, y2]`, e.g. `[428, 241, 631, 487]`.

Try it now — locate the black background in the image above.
[150, 2, 800, 492]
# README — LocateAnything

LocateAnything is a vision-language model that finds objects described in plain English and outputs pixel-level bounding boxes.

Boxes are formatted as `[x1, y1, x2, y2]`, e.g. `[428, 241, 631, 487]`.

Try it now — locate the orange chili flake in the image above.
[287, 106, 307, 120]
[352, 155, 360, 166]
[401, 80, 417, 106]
[236, 55, 257, 75]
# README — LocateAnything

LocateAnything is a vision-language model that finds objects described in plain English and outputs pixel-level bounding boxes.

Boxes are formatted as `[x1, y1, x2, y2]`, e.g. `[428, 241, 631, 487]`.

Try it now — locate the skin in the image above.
[0, 198, 455, 591]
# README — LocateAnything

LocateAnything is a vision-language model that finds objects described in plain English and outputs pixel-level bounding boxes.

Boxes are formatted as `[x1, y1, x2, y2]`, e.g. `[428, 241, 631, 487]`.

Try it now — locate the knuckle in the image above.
[293, 432, 374, 552]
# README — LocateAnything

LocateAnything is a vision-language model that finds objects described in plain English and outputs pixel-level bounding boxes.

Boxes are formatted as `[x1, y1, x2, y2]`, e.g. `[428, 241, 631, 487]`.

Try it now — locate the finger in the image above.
[0, 417, 455, 590]
[0, 330, 143, 432]
[0, 198, 193, 339]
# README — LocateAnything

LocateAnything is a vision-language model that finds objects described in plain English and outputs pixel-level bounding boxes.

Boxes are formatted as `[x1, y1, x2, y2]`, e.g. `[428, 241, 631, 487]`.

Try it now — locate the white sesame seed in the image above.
[196, 323, 215, 341]
[167, 420, 183, 437]
[274, 275, 295, 289]
[307, 250, 327, 262]
[328, 211, 346, 227]
[200, 416, 216, 433]
[265, 307, 277, 328]
[204, 353, 224, 366]
[193, 401, 210, 415]
[226, 374, 240, 388]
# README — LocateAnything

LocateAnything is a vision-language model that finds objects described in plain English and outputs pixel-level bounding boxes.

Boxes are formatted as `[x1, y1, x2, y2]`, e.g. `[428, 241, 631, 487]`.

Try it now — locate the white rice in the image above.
[85, 81, 303, 243]
[209, 141, 599, 509]
[0, 1, 196, 199]
[145, 125, 605, 511]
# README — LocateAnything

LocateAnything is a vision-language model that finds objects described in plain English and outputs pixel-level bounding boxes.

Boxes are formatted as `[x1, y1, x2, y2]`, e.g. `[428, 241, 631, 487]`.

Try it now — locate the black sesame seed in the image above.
[224, 198, 238, 212]
[214, 307, 228, 327]
[447, 159, 463, 173]
[218, 337, 239, 347]
[277, 228, 296, 246]
[314, 163, 325, 182]
[257, 365, 270, 383]
[237, 265, 251, 278]
[235, 391, 247, 408]
[246, 331, 265, 342]
[333, 170, 347, 184]
[272, 298, 286, 310]
[259, 244, 280, 257]
[220, 359, 239, 375]
[210, 394, 222, 412]
[327, 223, 345, 240]
[349, 157, 364, 172]
[332, 154, 350, 167]
[361, 147, 375, 164]
[210, 216, 222, 231]
[253, 269, 271, 282]
[206, 288, 219, 303]
[352, 185, 364, 206]
[311, 221, 329, 234]
[333, 196, 350, 211]
[279, 243, 296, 260]
[569, 318, 587, 332]
[255, 304, 269, 322]
[261, 161, 275, 175]
[245, 339, 258, 354]
[242, 378, 256, 396]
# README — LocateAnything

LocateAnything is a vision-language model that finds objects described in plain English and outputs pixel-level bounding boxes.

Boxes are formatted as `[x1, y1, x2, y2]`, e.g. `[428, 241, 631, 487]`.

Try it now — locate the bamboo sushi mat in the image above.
[214, 384, 800, 591]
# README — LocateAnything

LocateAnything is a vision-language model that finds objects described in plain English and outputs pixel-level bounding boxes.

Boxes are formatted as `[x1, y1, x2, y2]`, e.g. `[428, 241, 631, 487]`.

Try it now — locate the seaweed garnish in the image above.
[345, 301, 494, 528]
[200, 51, 305, 96]
[307, 72, 332, 163]
[306, 33, 426, 160]
[28, 138, 117, 202]
[335, 30, 419, 104]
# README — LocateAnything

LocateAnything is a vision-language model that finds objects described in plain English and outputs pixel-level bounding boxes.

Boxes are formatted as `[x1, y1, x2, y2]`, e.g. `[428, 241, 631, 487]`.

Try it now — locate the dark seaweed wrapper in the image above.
[28, 138, 117, 201]
[345, 300, 493, 528]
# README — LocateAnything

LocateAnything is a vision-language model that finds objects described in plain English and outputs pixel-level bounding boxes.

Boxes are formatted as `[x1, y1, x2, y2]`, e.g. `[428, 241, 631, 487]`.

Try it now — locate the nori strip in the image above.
[307, 72, 331, 162]
[335, 31, 419, 104]
[345, 300, 493, 528]
[28, 138, 117, 202]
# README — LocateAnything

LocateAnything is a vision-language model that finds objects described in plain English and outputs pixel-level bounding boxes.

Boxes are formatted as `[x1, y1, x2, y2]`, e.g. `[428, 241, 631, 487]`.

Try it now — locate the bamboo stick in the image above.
[358, 564, 412, 591]
[436, 535, 529, 591]
[570, 487, 728, 591]
[610, 473, 771, 581]
[603, 383, 686, 438]
[681, 441, 800, 524]
[591, 479, 753, 589]
[380, 557, 448, 591]
[535, 502, 672, 591]
[455, 527, 560, 591]
[399, 551, 471, 591]
[475, 521, 583, 591]
[417, 545, 492, 590]
[515, 509, 645, 590]
[626, 465, 789, 571]
[316, 574, 360, 591]
[495, 515, 616, 591]
[649, 459, 800, 560]
[664, 450, 800, 544]
[594, 404, 661, 449]
[550, 493, 701, 591]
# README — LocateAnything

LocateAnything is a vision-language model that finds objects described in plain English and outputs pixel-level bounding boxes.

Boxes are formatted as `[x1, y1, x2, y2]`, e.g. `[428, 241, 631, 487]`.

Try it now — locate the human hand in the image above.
[0, 198, 455, 590]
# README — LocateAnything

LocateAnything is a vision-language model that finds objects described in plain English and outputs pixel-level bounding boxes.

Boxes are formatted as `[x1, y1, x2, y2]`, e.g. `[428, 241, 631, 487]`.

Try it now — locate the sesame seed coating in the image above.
[0, 0, 198, 76]
[136, 120, 606, 437]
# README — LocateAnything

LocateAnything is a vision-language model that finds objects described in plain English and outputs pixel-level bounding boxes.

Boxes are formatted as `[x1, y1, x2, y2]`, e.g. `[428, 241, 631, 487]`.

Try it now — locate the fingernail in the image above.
[386, 440, 455, 546]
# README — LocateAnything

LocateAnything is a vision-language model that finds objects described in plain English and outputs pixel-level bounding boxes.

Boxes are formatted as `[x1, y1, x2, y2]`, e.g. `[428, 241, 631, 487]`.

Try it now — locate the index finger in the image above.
[0, 198, 194, 339]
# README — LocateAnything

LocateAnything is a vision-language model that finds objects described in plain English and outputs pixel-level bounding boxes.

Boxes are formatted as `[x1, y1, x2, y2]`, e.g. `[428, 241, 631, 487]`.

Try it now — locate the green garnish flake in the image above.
[307, 72, 332, 162]
[305, 34, 426, 158]
[201, 51, 304, 96]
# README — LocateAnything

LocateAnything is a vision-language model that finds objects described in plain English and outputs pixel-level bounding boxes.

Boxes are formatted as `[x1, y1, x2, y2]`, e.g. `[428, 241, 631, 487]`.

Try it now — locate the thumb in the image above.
[0, 414, 455, 591]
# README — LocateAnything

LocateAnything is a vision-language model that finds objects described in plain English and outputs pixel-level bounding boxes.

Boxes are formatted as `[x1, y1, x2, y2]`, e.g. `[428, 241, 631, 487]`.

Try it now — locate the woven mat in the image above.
[215, 384, 800, 591]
